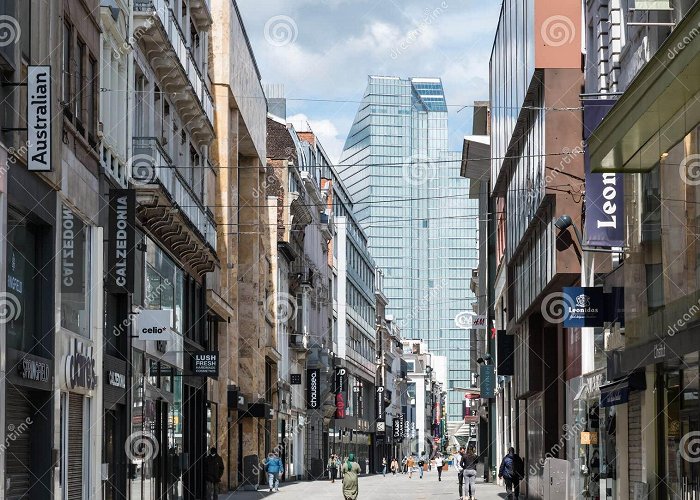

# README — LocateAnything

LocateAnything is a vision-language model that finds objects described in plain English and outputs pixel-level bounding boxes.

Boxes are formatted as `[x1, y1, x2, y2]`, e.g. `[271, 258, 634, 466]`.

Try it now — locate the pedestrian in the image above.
[328, 453, 339, 483]
[382, 457, 387, 477]
[498, 447, 524, 499]
[407, 455, 415, 478]
[435, 453, 444, 482]
[204, 446, 224, 500]
[390, 457, 399, 475]
[342, 453, 362, 500]
[462, 446, 479, 500]
[263, 451, 283, 493]
[365, 457, 370, 475]
[453, 446, 465, 500]
[401, 456, 407, 474]
[418, 453, 425, 479]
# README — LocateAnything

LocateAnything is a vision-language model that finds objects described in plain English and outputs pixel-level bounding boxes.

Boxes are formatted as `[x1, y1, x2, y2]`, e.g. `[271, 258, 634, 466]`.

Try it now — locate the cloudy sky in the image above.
[236, 0, 502, 162]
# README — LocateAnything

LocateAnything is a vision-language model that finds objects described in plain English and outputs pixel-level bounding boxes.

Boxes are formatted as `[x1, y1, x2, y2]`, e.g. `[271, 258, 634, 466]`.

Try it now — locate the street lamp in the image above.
[555, 214, 583, 246]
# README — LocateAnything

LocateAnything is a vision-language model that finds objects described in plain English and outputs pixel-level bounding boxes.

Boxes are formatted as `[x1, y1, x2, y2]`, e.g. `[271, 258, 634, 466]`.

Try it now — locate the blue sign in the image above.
[562, 287, 605, 327]
[480, 365, 495, 398]
[600, 380, 629, 407]
[583, 99, 624, 247]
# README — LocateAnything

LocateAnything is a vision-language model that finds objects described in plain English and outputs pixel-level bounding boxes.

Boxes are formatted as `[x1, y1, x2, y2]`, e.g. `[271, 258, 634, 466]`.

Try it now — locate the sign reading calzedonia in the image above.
[28, 66, 52, 171]
[107, 189, 136, 293]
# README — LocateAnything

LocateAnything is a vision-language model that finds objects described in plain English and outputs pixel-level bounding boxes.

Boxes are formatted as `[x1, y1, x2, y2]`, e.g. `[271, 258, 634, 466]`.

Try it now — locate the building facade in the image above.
[339, 75, 479, 424]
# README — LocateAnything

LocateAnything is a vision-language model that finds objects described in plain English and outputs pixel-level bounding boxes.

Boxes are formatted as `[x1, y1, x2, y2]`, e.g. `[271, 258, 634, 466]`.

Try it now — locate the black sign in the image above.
[392, 417, 401, 440]
[562, 287, 605, 327]
[61, 205, 85, 293]
[107, 370, 126, 388]
[107, 189, 136, 294]
[290, 374, 302, 385]
[149, 362, 174, 377]
[497, 331, 515, 376]
[376, 386, 385, 420]
[307, 368, 320, 409]
[335, 367, 346, 394]
[18, 357, 50, 382]
[192, 351, 219, 376]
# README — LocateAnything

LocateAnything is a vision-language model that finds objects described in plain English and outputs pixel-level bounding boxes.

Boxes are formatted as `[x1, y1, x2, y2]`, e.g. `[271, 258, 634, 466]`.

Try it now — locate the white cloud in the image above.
[287, 113, 347, 163]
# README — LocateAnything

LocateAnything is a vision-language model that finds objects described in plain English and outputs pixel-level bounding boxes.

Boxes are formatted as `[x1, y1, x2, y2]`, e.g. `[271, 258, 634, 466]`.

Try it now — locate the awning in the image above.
[589, 2, 700, 173]
[460, 136, 490, 199]
[599, 371, 647, 408]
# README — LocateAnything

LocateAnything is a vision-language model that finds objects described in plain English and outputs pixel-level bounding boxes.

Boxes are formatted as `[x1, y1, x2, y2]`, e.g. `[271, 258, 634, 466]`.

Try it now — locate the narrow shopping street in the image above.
[221, 471, 506, 500]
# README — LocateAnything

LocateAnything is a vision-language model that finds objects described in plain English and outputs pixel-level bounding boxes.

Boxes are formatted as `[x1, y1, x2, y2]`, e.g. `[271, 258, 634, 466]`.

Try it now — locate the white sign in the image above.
[455, 311, 487, 330]
[28, 66, 52, 171]
[135, 309, 172, 341]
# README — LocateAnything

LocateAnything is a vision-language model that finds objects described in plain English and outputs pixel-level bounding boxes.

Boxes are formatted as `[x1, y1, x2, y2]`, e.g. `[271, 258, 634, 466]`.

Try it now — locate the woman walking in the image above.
[342, 453, 362, 500]
[390, 457, 399, 475]
[328, 454, 339, 483]
[461, 447, 479, 500]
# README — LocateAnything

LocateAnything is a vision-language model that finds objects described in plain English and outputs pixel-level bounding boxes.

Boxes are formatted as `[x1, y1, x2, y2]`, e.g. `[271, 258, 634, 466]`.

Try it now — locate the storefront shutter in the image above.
[67, 394, 84, 500]
[5, 387, 32, 500]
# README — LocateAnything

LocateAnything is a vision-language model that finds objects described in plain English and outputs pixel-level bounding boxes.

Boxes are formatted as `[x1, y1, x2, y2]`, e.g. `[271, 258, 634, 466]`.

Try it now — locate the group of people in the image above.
[327, 453, 362, 500]
[451, 446, 524, 500]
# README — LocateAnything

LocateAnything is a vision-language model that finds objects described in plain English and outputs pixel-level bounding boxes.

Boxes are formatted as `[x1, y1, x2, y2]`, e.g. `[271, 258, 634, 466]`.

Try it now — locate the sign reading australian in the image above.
[28, 66, 52, 171]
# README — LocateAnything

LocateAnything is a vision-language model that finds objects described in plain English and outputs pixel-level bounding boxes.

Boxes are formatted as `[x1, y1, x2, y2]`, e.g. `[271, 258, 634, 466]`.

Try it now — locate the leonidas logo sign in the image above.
[135, 309, 172, 341]
[28, 66, 52, 171]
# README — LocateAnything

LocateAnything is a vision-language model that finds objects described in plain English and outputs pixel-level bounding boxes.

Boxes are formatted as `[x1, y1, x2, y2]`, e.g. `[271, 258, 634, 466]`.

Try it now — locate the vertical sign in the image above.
[392, 417, 401, 441]
[306, 368, 320, 410]
[107, 189, 136, 293]
[28, 66, 52, 171]
[375, 386, 385, 421]
[398, 412, 405, 441]
[584, 99, 623, 247]
[334, 367, 346, 419]
[480, 364, 495, 398]
[496, 331, 515, 376]
[61, 205, 85, 293]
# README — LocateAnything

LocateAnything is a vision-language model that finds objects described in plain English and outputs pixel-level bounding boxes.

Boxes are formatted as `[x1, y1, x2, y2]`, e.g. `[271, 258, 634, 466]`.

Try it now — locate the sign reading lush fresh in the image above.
[192, 351, 219, 376]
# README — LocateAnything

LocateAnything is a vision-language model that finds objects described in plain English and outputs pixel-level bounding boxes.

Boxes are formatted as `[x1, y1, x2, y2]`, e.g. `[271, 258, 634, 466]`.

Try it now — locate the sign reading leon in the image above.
[28, 66, 51, 171]
[134, 309, 172, 341]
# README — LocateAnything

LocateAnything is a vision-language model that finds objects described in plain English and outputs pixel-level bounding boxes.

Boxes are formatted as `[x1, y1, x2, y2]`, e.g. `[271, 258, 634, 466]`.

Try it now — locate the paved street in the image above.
[220, 470, 508, 500]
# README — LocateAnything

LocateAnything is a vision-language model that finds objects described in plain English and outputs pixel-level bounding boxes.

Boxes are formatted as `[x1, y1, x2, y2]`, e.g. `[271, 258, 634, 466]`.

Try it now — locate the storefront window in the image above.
[60, 204, 90, 336]
[144, 237, 184, 333]
[6, 210, 39, 352]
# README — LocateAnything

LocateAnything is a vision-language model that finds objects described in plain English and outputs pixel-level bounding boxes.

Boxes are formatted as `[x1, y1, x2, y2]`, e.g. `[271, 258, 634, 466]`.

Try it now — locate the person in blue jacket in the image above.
[264, 452, 284, 492]
[499, 447, 524, 499]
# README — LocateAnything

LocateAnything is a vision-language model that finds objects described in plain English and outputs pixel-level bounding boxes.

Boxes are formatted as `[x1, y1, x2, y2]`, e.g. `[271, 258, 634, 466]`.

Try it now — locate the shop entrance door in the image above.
[680, 411, 700, 498]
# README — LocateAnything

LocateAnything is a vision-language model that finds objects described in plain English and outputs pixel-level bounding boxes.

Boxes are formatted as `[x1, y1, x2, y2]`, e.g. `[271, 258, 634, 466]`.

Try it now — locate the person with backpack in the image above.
[461, 446, 479, 500]
[263, 452, 283, 492]
[418, 453, 425, 479]
[453, 447, 465, 499]
[204, 447, 224, 500]
[499, 447, 525, 499]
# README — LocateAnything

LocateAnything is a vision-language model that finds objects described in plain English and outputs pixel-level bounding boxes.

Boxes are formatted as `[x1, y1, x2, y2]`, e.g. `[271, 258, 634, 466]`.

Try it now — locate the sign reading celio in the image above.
[28, 66, 52, 172]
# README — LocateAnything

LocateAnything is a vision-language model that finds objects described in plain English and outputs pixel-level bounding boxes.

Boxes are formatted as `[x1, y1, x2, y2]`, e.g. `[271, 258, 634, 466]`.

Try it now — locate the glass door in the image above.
[680, 412, 699, 498]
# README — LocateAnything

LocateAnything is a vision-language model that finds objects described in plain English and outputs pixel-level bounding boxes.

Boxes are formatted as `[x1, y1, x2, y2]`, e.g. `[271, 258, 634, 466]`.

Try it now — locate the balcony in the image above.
[132, 137, 217, 275]
[188, 0, 211, 30]
[134, 0, 214, 136]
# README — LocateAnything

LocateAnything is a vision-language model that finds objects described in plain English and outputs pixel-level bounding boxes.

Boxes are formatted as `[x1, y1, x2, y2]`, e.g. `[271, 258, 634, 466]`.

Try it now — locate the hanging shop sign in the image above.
[61, 205, 85, 294]
[306, 368, 320, 409]
[63, 339, 97, 391]
[562, 287, 605, 327]
[335, 367, 347, 419]
[376, 386, 385, 420]
[28, 66, 52, 172]
[480, 364, 495, 398]
[399, 412, 406, 441]
[392, 417, 401, 441]
[335, 367, 346, 394]
[192, 351, 219, 376]
[18, 357, 50, 382]
[107, 370, 126, 389]
[580, 432, 599, 445]
[107, 189, 136, 294]
[496, 330, 514, 376]
[454, 311, 487, 330]
[583, 99, 623, 247]
[290, 374, 302, 385]
[135, 309, 172, 341]
[376, 421, 386, 433]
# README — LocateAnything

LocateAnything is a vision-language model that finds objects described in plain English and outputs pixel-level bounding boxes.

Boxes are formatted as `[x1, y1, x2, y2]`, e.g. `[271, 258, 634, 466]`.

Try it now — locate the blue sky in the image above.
[237, 0, 502, 162]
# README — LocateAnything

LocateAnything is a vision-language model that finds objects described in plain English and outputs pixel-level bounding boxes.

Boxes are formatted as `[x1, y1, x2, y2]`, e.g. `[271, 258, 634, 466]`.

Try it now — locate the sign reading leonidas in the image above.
[135, 309, 172, 341]
[28, 66, 52, 171]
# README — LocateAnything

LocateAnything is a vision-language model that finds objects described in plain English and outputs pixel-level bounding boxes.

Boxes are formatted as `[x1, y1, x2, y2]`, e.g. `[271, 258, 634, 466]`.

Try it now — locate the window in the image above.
[60, 205, 90, 337]
[87, 58, 96, 139]
[75, 40, 85, 123]
[62, 22, 72, 111]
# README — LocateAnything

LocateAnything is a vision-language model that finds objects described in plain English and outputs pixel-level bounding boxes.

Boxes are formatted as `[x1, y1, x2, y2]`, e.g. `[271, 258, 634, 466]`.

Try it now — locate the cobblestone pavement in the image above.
[219, 468, 510, 500]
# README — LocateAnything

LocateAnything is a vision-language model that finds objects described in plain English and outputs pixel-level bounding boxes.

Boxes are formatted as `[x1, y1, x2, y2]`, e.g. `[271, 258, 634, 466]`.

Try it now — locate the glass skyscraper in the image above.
[339, 76, 479, 422]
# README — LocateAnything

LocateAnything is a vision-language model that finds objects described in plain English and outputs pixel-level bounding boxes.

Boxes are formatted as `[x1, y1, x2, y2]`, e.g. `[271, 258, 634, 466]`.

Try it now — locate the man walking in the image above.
[204, 447, 224, 500]
[264, 452, 283, 492]
[453, 447, 465, 499]
[381, 457, 387, 477]
[499, 447, 524, 499]
[328, 453, 339, 483]
[434, 453, 444, 482]
[418, 453, 425, 479]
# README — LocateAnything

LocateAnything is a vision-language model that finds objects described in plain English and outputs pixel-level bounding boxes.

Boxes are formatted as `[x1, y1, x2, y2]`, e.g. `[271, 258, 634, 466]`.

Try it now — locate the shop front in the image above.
[103, 356, 128, 500]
